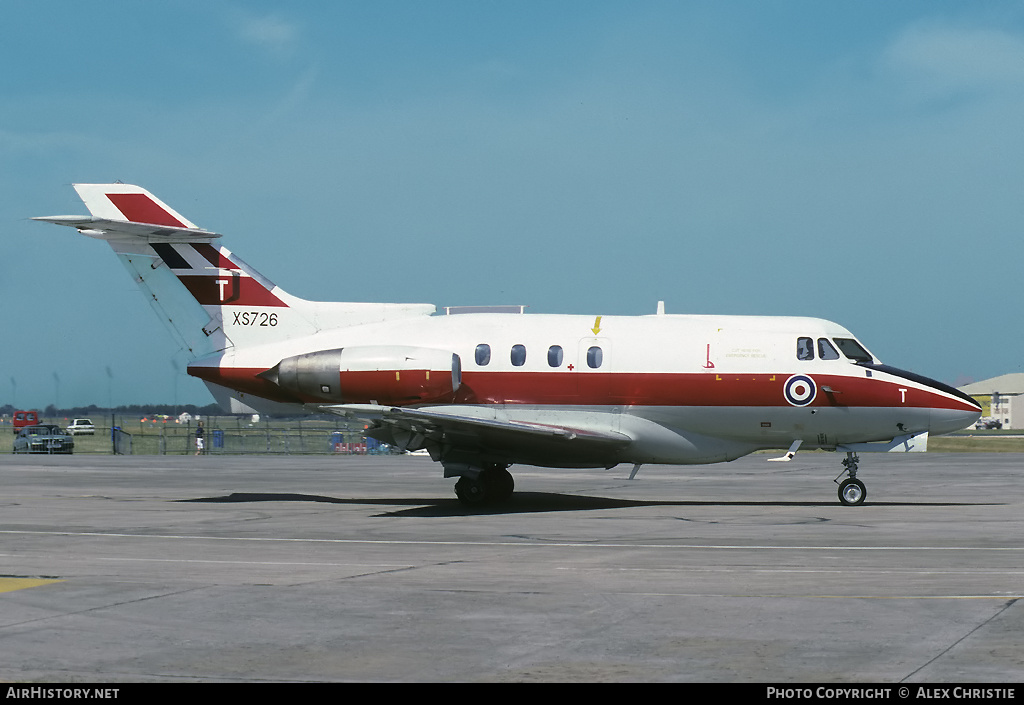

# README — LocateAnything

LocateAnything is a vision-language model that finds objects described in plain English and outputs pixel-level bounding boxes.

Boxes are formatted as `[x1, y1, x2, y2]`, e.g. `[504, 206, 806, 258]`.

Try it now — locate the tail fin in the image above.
[71, 182, 204, 230]
[35, 184, 434, 362]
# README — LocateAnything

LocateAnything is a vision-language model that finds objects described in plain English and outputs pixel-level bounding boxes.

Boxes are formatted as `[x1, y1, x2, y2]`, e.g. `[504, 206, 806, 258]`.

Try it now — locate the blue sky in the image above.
[3, 1, 1023, 409]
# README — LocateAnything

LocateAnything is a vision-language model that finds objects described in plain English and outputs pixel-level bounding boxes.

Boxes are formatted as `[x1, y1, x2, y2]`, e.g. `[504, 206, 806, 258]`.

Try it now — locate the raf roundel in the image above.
[783, 374, 817, 407]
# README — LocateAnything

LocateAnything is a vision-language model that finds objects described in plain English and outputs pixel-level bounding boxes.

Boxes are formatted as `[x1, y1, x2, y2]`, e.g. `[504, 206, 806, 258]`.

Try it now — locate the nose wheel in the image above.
[838, 477, 866, 505]
[835, 452, 867, 506]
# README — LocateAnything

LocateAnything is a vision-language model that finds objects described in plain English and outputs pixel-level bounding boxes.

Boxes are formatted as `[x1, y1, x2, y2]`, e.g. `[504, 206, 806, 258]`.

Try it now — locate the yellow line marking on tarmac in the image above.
[0, 578, 63, 593]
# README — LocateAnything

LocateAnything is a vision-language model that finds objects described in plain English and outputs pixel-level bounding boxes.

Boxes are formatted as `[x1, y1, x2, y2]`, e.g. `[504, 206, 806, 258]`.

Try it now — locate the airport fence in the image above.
[13, 416, 391, 456]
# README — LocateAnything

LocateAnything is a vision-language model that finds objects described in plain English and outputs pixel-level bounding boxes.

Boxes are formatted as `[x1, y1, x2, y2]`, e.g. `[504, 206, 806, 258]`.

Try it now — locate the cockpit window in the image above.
[833, 338, 872, 362]
[817, 338, 840, 360]
[796, 337, 814, 360]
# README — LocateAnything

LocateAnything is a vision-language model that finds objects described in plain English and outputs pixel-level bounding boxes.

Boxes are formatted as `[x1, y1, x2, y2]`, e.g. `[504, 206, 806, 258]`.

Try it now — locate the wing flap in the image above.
[325, 404, 632, 466]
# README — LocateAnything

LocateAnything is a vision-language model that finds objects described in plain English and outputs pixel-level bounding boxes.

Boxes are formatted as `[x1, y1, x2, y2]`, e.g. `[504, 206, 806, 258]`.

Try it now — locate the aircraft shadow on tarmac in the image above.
[179, 492, 990, 517]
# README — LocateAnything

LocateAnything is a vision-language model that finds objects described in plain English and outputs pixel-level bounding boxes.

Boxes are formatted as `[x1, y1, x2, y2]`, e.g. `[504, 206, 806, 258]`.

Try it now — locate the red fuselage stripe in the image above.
[188, 367, 978, 411]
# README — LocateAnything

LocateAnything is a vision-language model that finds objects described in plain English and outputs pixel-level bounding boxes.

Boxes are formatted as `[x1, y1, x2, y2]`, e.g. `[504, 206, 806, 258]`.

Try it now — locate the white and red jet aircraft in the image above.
[36, 184, 981, 506]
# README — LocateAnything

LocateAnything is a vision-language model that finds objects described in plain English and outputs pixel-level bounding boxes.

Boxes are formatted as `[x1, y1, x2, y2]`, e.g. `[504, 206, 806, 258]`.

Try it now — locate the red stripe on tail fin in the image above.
[176, 274, 288, 307]
[106, 193, 187, 227]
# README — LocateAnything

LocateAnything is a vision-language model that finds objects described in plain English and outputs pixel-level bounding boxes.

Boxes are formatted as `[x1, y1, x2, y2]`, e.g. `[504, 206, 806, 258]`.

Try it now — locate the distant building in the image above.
[958, 374, 1024, 429]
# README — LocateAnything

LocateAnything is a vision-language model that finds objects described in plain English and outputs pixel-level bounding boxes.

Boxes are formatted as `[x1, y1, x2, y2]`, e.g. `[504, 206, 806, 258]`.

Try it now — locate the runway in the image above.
[1, 452, 1022, 682]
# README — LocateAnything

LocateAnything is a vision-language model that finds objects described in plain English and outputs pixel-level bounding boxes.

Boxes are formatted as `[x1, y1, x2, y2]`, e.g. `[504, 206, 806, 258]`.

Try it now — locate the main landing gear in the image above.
[453, 464, 515, 506]
[835, 452, 866, 506]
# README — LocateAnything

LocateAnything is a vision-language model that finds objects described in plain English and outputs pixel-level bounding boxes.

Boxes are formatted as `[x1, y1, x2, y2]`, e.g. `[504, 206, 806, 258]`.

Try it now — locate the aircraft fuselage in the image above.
[187, 311, 979, 467]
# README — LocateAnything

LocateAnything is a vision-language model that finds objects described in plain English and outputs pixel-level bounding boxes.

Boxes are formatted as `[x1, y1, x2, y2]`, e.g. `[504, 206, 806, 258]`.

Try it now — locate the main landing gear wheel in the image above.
[838, 478, 866, 506]
[483, 466, 515, 502]
[454, 476, 486, 505]
[454, 465, 514, 506]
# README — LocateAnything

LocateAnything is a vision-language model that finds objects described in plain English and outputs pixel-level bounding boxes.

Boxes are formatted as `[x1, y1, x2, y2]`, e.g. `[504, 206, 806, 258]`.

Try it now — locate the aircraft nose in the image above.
[917, 383, 981, 435]
[862, 363, 981, 434]
[930, 404, 982, 435]
[920, 377, 981, 435]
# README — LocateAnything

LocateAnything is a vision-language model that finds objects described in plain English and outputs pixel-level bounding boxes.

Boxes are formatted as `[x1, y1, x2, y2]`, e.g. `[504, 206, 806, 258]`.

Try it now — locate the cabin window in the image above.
[475, 343, 491, 366]
[587, 346, 603, 369]
[547, 345, 563, 367]
[796, 337, 814, 360]
[511, 344, 527, 367]
[817, 338, 840, 360]
[833, 338, 872, 362]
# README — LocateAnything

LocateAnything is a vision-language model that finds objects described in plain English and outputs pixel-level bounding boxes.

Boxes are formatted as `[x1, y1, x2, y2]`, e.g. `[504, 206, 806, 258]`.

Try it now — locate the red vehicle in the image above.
[12, 410, 40, 434]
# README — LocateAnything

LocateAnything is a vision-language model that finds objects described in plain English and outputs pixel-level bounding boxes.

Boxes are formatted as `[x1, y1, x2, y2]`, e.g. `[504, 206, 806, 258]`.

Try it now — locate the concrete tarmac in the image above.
[1, 451, 1022, 683]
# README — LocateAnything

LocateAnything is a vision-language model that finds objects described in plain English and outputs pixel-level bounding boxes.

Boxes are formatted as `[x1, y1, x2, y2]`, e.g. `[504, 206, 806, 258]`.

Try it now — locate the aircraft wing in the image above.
[325, 404, 633, 467]
[32, 215, 221, 242]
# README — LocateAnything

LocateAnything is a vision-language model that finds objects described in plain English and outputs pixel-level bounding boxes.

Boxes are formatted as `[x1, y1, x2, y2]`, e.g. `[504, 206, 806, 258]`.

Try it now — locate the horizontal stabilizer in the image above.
[34, 183, 219, 243]
[32, 215, 221, 242]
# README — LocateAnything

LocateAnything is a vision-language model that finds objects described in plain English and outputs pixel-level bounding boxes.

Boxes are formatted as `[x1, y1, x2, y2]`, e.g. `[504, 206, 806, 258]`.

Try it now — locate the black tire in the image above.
[454, 476, 488, 506]
[482, 467, 514, 502]
[838, 478, 866, 506]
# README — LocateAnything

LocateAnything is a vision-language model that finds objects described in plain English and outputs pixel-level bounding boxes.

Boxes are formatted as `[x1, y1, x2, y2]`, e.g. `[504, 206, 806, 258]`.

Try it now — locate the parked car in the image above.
[13, 425, 74, 454]
[67, 418, 95, 435]
[12, 410, 39, 434]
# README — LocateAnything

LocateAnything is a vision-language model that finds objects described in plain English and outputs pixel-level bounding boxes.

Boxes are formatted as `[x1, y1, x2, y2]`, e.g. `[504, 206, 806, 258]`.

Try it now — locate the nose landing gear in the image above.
[835, 452, 866, 505]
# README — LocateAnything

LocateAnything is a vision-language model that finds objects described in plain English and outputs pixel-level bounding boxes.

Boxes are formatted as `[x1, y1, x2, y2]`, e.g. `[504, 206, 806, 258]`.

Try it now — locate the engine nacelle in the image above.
[260, 345, 462, 405]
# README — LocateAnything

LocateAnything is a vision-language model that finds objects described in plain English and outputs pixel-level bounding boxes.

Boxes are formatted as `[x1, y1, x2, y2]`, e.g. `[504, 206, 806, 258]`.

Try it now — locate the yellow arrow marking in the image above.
[592, 316, 602, 334]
